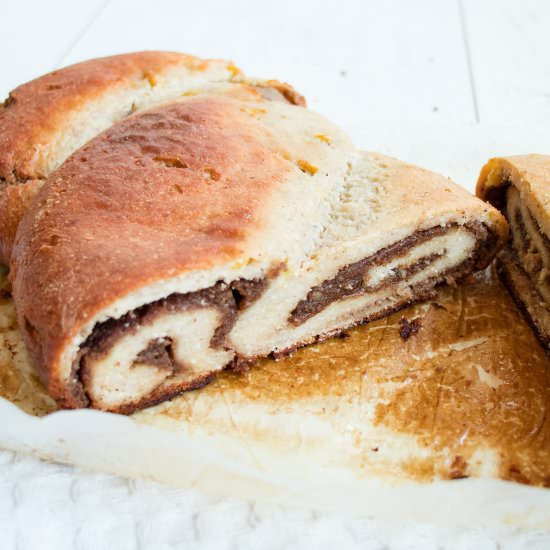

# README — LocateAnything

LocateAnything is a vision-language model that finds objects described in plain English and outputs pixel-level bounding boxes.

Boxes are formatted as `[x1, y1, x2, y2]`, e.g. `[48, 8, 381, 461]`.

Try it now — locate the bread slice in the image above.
[10, 81, 507, 413]
[477, 155, 550, 349]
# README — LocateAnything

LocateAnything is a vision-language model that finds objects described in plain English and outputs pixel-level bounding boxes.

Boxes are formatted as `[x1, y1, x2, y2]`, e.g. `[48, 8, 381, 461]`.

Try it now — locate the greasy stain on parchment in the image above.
[1, 266, 549, 485]
[0, 267, 56, 415]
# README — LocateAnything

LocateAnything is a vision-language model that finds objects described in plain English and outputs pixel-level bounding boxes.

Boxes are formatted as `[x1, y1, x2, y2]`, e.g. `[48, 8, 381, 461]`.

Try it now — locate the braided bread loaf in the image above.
[0, 52, 507, 413]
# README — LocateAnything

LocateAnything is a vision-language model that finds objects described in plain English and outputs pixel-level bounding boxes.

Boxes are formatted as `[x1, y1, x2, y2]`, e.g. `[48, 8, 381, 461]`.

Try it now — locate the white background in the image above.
[1, 1, 550, 548]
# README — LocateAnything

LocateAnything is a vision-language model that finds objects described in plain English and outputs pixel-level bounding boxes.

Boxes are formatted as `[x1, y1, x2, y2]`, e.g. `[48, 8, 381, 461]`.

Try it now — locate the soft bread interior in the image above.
[83, 308, 233, 410]
[498, 186, 550, 346]
[506, 186, 550, 303]
[230, 227, 478, 357]
[73, 153, 499, 412]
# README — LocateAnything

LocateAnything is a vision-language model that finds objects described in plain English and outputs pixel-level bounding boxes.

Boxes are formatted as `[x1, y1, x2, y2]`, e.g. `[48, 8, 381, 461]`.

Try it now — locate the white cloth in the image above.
[1, 449, 548, 549]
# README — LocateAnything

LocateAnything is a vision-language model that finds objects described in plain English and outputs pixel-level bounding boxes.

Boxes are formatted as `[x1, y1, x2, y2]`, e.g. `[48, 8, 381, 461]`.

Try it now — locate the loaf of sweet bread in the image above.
[1, 53, 507, 413]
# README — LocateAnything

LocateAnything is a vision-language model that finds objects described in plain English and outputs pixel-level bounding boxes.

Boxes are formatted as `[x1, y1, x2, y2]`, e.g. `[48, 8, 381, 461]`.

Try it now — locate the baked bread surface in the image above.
[0, 51, 239, 184]
[0, 53, 304, 265]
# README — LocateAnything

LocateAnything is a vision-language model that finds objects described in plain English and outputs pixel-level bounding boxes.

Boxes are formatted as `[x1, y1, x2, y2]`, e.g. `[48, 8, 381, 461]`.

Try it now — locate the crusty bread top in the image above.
[11, 89, 352, 391]
[0, 50, 306, 266]
[0, 51, 239, 183]
[476, 154, 550, 236]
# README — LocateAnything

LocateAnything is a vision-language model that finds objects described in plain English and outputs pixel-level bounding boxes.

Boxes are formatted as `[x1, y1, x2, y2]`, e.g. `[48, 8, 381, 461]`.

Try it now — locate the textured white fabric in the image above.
[1, 449, 549, 549]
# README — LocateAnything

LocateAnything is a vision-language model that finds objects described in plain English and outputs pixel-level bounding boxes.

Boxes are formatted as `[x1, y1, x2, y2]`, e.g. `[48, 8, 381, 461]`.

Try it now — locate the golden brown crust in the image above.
[0, 181, 43, 264]
[0, 51, 231, 183]
[0, 54, 308, 268]
[11, 96, 293, 406]
[262, 80, 307, 107]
